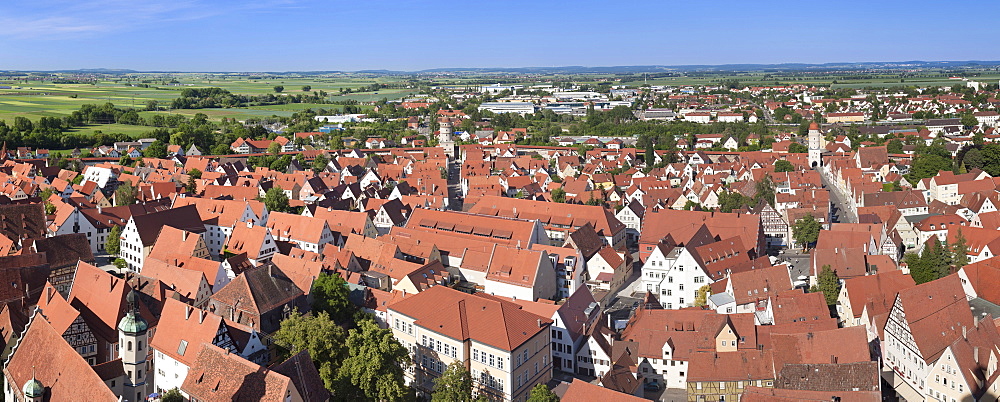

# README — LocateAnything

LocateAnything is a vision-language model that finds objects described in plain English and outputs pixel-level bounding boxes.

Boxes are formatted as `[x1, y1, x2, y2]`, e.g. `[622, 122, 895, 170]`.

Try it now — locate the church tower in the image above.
[808, 121, 822, 168]
[118, 290, 149, 402]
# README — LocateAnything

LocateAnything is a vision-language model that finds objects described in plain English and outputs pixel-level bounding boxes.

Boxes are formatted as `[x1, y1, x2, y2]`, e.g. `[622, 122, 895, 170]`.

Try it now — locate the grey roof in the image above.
[903, 213, 940, 224]
[708, 292, 736, 306]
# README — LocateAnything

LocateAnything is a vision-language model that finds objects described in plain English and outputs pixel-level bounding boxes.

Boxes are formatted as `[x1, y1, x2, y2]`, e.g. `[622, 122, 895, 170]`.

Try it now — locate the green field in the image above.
[67, 123, 154, 138]
[0, 74, 412, 124]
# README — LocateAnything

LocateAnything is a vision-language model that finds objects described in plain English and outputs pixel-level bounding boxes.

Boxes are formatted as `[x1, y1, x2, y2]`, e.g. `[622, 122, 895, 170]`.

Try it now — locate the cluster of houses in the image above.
[6, 104, 1000, 402]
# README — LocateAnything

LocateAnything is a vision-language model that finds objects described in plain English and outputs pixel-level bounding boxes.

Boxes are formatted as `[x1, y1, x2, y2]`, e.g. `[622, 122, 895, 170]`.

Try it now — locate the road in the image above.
[818, 166, 857, 223]
[446, 156, 464, 211]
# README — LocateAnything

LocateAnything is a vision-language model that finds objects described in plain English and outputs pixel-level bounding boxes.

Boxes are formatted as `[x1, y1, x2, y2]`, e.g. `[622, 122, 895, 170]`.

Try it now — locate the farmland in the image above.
[0, 74, 415, 124]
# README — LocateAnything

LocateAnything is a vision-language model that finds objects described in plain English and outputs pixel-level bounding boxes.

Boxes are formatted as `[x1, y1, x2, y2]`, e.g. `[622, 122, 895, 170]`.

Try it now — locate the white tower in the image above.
[808, 121, 822, 168]
[118, 290, 149, 402]
[438, 119, 453, 143]
[438, 118, 456, 158]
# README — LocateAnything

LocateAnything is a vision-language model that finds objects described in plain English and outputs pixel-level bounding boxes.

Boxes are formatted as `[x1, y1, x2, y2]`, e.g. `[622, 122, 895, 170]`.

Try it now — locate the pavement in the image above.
[818, 166, 857, 223]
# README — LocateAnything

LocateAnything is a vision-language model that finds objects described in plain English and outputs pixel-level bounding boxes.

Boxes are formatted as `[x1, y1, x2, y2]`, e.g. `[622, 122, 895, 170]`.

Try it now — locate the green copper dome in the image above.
[23, 378, 43, 398]
[118, 310, 148, 334]
[118, 290, 148, 334]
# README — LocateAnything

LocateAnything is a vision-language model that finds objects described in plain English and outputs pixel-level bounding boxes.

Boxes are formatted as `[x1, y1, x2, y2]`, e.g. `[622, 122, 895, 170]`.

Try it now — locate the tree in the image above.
[312, 153, 329, 173]
[551, 187, 566, 203]
[105, 225, 122, 255]
[161, 388, 184, 402]
[263, 187, 291, 213]
[115, 181, 136, 206]
[814, 265, 841, 305]
[788, 142, 808, 153]
[210, 143, 231, 155]
[526, 383, 560, 402]
[774, 160, 794, 172]
[694, 284, 711, 307]
[337, 319, 411, 401]
[886, 139, 903, 155]
[274, 85, 284, 93]
[906, 240, 951, 284]
[952, 228, 970, 269]
[268, 141, 282, 156]
[961, 113, 979, 128]
[753, 175, 776, 207]
[302, 85, 312, 92]
[792, 214, 821, 249]
[273, 311, 348, 392]
[188, 168, 202, 179]
[311, 272, 354, 325]
[963, 148, 984, 171]
[144, 141, 168, 159]
[145, 100, 159, 112]
[717, 191, 749, 213]
[432, 362, 474, 402]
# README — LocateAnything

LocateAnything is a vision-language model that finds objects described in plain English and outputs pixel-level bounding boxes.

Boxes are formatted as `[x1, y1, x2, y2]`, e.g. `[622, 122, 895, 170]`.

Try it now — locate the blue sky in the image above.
[1, 0, 997, 71]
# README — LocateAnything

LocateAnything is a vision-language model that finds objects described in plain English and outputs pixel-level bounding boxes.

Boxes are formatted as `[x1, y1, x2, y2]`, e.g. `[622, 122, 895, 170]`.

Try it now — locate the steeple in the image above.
[0, 141, 7, 161]
[118, 289, 149, 402]
[23, 367, 44, 402]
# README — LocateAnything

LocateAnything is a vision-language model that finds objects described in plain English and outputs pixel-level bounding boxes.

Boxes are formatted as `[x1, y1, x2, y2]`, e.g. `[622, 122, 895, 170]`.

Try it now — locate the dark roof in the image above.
[271, 350, 331, 402]
[0, 204, 46, 241]
[210, 265, 305, 331]
[132, 204, 206, 246]
[776, 362, 880, 392]
[564, 222, 604, 259]
[31, 234, 95, 268]
[92, 358, 126, 381]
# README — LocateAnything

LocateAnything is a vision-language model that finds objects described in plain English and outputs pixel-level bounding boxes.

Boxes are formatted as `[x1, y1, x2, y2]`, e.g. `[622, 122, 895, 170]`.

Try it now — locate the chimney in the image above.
[246, 220, 253, 228]
[199, 311, 206, 324]
[185, 305, 193, 320]
[98, 205, 102, 214]
[537, 319, 542, 328]
[182, 231, 188, 241]
[963, 325, 968, 339]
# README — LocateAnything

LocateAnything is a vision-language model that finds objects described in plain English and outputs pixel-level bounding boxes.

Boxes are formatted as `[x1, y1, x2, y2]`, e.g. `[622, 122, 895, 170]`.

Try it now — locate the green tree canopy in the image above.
[144, 140, 168, 159]
[526, 383, 560, 402]
[774, 160, 794, 172]
[886, 139, 903, 155]
[105, 225, 122, 255]
[161, 388, 184, 402]
[432, 362, 476, 402]
[268, 141, 282, 155]
[115, 181, 137, 206]
[788, 142, 808, 153]
[792, 214, 821, 249]
[814, 265, 841, 305]
[273, 310, 348, 392]
[551, 187, 566, 203]
[311, 272, 355, 325]
[274, 85, 284, 93]
[313, 153, 330, 173]
[263, 187, 291, 213]
[337, 319, 411, 401]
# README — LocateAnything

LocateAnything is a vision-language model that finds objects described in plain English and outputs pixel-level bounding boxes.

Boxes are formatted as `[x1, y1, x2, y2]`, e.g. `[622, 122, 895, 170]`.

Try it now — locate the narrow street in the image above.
[818, 166, 857, 223]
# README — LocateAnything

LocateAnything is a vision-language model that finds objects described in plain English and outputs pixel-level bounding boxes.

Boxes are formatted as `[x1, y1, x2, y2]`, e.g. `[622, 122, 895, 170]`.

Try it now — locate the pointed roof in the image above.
[5, 315, 117, 401]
